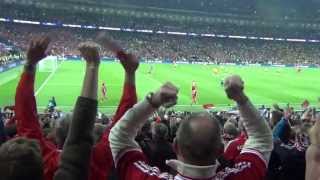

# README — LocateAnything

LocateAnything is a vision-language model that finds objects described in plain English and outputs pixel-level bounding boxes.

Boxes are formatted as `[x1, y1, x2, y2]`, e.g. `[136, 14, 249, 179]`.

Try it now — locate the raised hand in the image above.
[78, 42, 101, 67]
[224, 75, 247, 104]
[121, 53, 139, 74]
[96, 32, 123, 53]
[27, 36, 51, 65]
[151, 82, 179, 108]
[97, 33, 139, 74]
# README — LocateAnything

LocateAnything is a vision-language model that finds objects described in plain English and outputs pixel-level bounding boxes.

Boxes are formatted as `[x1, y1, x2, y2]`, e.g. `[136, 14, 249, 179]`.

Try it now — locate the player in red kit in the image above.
[191, 80, 197, 105]
[101, 82, 107, 101]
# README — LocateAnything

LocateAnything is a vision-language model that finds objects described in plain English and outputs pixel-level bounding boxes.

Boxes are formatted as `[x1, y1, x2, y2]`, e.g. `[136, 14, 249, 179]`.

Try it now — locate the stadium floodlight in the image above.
[216, 34, 227, 38]
[286, 38, 306, 42]
[0, 18, 10, 22]
[83, 25, 97, 29]
[122, 28, 135, 32]
[308, 40, 320, 43]
[155, 31, 166, 34]
[62, 24, 81, 28]
[259, 37, 273, 40]
[13, 19, 40, 25]
[228, 35, 247, 39]
[98, 26, 121, 31]
[42, 22, 57, 26]
[201, 34, 215, 37]
[136, 29, 153, 33]
[167, 31, 187, 35]
[188, 33, 198, 36]
[247, 36, 258, 39]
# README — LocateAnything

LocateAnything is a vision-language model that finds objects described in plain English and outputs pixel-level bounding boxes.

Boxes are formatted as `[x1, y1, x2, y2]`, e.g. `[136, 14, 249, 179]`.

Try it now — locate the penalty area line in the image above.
[35, 68, 59, 97]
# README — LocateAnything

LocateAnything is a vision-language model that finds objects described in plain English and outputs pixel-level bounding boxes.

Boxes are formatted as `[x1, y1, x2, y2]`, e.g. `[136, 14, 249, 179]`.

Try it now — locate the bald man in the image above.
[110, 76, 273, 180]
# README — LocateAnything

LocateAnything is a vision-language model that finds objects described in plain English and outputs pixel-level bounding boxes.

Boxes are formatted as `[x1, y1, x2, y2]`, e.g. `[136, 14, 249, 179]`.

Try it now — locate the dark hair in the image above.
[0, 137, 43, 180]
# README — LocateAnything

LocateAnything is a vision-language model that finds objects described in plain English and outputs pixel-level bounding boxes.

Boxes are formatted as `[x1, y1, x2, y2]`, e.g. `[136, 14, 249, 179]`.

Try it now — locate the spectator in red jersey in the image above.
[109, 75, 273, 180]
[13, 34, 139, 180]
[223, 120, 247, 162]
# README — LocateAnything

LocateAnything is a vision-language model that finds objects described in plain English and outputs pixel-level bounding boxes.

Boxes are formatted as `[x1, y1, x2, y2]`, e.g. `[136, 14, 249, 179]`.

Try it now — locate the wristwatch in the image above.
[146, 92, 160, 108]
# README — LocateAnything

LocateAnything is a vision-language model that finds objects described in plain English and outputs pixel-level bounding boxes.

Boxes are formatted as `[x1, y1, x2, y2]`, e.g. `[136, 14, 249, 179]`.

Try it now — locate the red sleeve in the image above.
[15, 72, 42, 139]
[111, 83, 137, 126]
[116, 150, 171, 180]
[89, 83, 137, 180]
[218, 149, 267, 180]
[224, 136, 246, 161]
[15, 72, 60, 180]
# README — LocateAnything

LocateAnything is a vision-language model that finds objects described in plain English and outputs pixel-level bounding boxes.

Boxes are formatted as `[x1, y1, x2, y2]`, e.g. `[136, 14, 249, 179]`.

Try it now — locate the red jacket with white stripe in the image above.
[109, 98, 273, 180]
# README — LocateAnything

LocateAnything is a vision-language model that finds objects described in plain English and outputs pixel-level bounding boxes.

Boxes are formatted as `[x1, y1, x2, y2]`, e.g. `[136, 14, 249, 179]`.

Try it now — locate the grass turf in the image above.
[0, 60, 319, 113]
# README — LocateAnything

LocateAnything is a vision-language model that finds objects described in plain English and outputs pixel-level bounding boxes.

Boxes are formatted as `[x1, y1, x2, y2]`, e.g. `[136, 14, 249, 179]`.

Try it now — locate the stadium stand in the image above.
[1, 23, 320, 65]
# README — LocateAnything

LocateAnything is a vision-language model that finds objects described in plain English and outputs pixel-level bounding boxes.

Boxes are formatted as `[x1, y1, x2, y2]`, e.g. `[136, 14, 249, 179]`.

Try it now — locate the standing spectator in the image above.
[109, 75, 273, 180]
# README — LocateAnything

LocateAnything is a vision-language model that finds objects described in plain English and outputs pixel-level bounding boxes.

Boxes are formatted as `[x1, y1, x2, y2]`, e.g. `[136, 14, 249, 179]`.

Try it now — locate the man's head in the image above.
[174, 112, 222, 166]
[55, 113, 72, 147]
[151, 122, 169, 141]
[223, 122, 239, 143]
[0, 137, 43, 180]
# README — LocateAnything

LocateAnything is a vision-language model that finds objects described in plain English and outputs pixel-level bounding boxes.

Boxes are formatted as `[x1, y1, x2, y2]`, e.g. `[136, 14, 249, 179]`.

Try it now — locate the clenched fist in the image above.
[78, 42, 101, 66]
[27, 36, 51, 65]
[151, 82, 179, 108]
[120, 53, 139, 74]
[224, 75, 247, 104]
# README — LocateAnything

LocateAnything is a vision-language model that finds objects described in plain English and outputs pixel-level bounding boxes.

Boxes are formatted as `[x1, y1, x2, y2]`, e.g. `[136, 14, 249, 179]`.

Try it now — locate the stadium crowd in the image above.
[0, 34, 320, 180]
[0, 40, 23, 66]
[1, 3, 320, 39]
[1, 23, 320, 66]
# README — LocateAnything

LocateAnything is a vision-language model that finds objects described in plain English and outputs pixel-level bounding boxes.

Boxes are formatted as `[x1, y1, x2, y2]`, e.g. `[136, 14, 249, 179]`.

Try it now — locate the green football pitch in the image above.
[1, 60, 319, 113]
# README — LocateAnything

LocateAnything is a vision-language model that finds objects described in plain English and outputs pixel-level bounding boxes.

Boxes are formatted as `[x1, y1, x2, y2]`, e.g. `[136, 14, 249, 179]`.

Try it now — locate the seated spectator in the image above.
[109, 75, 273, 179]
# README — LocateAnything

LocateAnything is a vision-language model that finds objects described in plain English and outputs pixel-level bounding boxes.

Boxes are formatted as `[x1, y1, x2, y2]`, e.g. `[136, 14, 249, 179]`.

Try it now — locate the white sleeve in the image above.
[239, 100, 273, 163]
[109, 99, 156, 161]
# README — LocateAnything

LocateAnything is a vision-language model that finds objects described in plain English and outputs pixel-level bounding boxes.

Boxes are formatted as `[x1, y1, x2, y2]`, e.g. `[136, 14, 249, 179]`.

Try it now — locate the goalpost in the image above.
[38, 55, 59, 72]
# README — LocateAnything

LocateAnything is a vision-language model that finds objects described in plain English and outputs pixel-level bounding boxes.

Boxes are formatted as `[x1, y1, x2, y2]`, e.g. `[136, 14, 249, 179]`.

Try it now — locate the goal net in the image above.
[38, 56, 58, 72]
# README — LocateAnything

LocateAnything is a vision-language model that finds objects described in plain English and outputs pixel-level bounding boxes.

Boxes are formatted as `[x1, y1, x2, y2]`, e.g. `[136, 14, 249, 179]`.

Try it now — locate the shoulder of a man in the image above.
[217, 148, 267, 180]
[116, 149, 174, 180]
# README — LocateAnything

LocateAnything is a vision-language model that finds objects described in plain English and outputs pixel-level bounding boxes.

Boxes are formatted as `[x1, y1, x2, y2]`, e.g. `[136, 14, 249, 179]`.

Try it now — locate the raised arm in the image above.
[99, 36, 139, 127]
[306, 113, 320, 180]
[109, 82, 178, 163]
[89, 37, 139, 180]
[15, 36, 50, 140]
[54, 42, 100, 180]
[224, 75, 273, 163]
